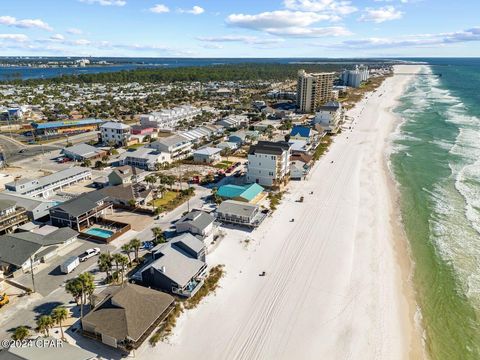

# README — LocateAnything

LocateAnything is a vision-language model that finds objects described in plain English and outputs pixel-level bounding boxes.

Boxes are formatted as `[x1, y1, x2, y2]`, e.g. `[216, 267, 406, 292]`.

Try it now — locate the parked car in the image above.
[60, 256, 80, 274]
[79, 248, 101, 262]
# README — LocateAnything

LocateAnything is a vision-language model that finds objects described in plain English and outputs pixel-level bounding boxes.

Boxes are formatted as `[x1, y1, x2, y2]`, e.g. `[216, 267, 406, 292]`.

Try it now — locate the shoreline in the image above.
[131, 65, 426, 360]
[383, 65, 428, 359]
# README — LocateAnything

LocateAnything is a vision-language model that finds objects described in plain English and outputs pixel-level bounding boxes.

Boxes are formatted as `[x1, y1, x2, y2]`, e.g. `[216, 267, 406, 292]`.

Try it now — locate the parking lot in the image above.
[14, 239, 115, 296]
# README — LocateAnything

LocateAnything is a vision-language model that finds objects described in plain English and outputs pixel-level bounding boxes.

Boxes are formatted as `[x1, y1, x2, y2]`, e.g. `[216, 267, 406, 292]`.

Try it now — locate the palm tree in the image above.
[51, 306, 69, 341]
[78, 272, 95, 308]
[98, 253, 113, 281]
[65, 278, 84, 318]
[12, 326, 30, 340]
[36, 315, 53, 337]
[112, 253, 124, 283]
[118, 255, 129, 284]
[152, 227, 166, 245]
[144, 175, 157, 187]
[121, 244, 133, 264]
[129, 238, 141, 263]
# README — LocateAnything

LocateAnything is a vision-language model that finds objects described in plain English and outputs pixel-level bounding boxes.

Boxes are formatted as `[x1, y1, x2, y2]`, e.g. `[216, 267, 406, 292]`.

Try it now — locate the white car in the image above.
[79, 247, 101, 262]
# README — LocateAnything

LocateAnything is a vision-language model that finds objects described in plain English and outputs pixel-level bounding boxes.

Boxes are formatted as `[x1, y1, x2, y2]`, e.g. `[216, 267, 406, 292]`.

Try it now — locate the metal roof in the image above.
[194, 147, 222, 156]
[217, 183, 264, 202]
[290, 125, 312, 138]
[31, 118, 104, 130]
[217, 200, 259, 218]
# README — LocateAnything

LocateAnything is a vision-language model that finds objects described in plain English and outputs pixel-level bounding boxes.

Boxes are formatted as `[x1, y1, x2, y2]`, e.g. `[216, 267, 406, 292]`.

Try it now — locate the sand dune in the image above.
[136, 65, 425, 360]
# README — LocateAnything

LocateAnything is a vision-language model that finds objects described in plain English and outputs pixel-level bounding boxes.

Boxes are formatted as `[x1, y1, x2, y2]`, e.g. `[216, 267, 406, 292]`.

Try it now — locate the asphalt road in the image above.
[0, 135, 58, 163]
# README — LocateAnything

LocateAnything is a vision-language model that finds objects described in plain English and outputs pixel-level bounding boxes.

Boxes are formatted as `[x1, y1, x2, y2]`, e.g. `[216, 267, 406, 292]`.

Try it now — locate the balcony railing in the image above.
[0, 208, 29, 233]
[76, 202, 112, 222]
[172, 279, 204, 297]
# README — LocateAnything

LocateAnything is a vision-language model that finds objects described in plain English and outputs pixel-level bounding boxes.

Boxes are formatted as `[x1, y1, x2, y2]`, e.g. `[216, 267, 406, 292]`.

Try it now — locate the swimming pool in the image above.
[84, 227, 114, 239]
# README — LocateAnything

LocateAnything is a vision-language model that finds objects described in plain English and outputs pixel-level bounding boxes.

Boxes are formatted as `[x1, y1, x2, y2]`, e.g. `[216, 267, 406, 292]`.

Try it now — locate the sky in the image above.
[1, 0, 480, 58]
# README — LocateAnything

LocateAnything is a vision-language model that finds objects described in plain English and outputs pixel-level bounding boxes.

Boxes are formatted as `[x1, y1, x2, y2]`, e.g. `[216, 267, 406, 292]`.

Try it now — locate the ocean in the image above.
[391, 58, 480, 359]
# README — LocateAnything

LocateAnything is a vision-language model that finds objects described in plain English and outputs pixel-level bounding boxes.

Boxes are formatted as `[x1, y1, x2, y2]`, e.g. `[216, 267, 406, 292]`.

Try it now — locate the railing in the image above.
[172, 279, 204, 297]
[77, 202, 113, 222]
[0, 208, 28, 232]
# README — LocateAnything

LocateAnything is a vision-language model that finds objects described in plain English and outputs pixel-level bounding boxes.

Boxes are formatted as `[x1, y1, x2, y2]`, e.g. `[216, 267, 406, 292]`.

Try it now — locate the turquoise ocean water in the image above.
[391, 59, 480, 359]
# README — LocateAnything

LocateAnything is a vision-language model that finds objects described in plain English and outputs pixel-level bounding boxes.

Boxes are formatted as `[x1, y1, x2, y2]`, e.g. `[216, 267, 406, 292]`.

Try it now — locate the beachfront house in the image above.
[246, 141, 291, 187]
[215, 200, 267, 228]
[314, 101, 344, 133]
[138, 238, 207, 297]
[81, 283, 174, 350]
[216, 183, 265, 203]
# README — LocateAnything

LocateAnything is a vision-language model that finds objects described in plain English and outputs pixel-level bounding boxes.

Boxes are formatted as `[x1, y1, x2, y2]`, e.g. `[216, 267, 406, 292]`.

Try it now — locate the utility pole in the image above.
[29, 256, 36, 293]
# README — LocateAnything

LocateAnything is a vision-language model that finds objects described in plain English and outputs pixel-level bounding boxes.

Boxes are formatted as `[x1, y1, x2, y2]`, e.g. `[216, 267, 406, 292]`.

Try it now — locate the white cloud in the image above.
[0, 16, 53, 31]
[149, 4, 170, 14]
[0, 33, 29, 42]
[50, 33, 65, 41]
[359, 6, 403, 23]
[179, 6, 205, 15]
[227, 10, 334, 29]
[78, 0, 126, 6]
[226, 10, 351, 38]
[67, 28, 83, 35]
[284, 0, 357, 15]
[327, 27, 480, 49]
[71, 39, 91, 46]
[197, 35, 284, 45]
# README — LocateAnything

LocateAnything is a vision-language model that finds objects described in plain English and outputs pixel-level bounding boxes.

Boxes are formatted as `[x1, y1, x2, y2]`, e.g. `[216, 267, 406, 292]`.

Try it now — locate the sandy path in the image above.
[134, 65, 424, 360]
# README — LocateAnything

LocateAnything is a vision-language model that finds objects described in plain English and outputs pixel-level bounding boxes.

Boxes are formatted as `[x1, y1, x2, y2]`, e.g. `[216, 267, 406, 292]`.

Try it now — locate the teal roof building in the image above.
[217, 183, 265, 203]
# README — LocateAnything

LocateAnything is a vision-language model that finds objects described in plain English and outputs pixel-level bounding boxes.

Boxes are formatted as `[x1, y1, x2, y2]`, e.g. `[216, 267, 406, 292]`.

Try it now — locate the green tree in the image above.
[65, 278, 84, 317]
[121, 243, 133, 264]
[51, 306, 69, 341]
[78, 272, 95, 308]
[152, 227, 166, 245]
[129, 238, 141, 263]
[145, 175, 157, 187]
[98, 252, 113, 281]
[36, 315, 54, 337]
[81, 159, 91, 167]
[12, 326, 30, 340]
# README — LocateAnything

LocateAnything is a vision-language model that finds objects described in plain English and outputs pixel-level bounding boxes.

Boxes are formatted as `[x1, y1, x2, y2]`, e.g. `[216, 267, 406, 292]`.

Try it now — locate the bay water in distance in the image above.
[391, 58, 480, 359]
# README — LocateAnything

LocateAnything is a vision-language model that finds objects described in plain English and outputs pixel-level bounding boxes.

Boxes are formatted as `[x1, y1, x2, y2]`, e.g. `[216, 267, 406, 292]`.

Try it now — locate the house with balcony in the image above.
[314, 101, 344, 133]
[139, 105, 201, 130]
[246, 141, 291, 187]
[215, 200, 267, 228]
[120, 146, 172, 170]
[100, 121, 132, 146]
[150, 135, 192, 161]
[0, 199, 29, 234]
[4, 167, 92, 198]
[137, 237, 207, 298]
[49, 191, 113, 232]
[0, 192, 56, 221]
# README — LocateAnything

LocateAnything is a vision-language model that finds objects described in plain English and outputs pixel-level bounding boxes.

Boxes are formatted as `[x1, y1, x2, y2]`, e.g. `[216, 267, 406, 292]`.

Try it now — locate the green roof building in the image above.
[216, 183, 265, 203]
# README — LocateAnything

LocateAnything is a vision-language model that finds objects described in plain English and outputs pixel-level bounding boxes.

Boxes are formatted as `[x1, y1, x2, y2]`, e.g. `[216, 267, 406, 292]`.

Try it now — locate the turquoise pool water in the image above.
[85, 227, 114, 239]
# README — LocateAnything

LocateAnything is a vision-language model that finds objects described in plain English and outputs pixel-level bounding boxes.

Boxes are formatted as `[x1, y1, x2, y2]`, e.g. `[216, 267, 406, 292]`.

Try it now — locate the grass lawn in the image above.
[214, 161, 233, 170]
[151, 191, 179, 207]
[127, 143, 146, 150]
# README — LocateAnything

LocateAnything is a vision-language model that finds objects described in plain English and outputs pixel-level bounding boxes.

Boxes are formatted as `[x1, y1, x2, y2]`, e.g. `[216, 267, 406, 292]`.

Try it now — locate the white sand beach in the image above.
[136, 65, 425, 360]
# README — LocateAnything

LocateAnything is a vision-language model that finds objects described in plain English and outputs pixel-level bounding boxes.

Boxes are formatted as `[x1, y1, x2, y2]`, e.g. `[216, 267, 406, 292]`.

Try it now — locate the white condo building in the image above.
[246, 141, 291, 187]
[296, 70, 335, 113]
[150, 135, 193, 161]
[140, 105, 201, 130]
[100, 121, 131, 146]
[341, 65, 369, 88]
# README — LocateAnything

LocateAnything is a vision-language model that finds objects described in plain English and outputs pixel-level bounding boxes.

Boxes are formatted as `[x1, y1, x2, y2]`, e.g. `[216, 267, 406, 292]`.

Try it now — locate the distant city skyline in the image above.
[1, 0, 479, 57]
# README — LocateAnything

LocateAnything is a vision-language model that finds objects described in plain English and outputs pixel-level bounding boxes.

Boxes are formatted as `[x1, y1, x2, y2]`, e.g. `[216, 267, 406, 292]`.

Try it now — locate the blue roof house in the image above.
[216, 183, 265, 203]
